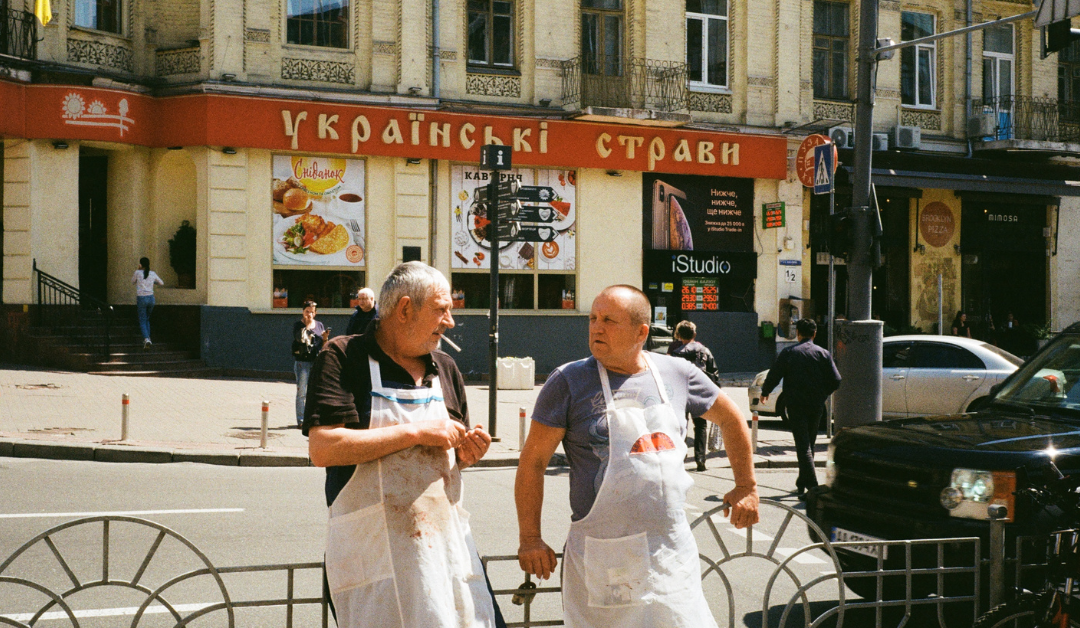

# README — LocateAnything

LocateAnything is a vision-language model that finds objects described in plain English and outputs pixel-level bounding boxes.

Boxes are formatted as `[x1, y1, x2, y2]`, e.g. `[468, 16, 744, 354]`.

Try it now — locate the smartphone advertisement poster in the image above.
[642, 173, 754, 252]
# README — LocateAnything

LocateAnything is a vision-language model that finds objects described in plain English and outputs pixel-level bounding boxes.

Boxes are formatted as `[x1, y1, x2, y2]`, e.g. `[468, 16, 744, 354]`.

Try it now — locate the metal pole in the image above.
[488, 178, 500, 440]
[121, 393, 130, 441]
[261, 399, 270, 449]
[987, 505, 1008, 608]
[518, 406, 527, 450]
[938, 273, 944, 334]
[828, 186, 837, 438]
[751, 410, 759, 454]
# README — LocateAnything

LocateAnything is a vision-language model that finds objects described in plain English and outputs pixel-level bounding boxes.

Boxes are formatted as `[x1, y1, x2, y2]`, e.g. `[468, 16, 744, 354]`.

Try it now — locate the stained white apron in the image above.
[562, 355, 718, 628]
[324, 357, 497, 628]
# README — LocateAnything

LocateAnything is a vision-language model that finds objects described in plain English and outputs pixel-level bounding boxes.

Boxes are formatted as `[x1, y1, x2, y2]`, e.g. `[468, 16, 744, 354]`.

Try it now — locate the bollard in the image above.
[260, 400, 270, 449]
[988, 504, 1008, 608]
[518, 406, 528, 450]
[751, 410, 759, 454]
[121, 393, 130, 441]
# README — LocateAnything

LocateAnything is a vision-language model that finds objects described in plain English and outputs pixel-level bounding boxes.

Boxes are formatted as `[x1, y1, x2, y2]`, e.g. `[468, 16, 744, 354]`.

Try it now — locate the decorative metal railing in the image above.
[33, 259, 113, 359]
[0, 7, 37, 61]
[561, 56, 688, 112]
[972, 95, 1080, 143]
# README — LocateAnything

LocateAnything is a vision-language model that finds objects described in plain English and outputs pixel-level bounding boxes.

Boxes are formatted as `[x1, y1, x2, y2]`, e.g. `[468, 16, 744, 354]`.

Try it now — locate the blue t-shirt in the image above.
[532, 353, 722, 521]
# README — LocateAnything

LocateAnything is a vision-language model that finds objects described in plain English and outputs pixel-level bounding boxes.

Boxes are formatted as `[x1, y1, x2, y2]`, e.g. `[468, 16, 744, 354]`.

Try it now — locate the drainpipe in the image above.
[966, 0, 973, 157]
[432, 0, 441, 99]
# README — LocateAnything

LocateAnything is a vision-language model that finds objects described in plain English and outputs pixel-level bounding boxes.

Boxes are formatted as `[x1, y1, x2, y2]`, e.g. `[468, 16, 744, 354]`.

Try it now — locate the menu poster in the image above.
[642, 173, 754, 252]
[272, 156, 366, 266]
[450, 165, 577, 271]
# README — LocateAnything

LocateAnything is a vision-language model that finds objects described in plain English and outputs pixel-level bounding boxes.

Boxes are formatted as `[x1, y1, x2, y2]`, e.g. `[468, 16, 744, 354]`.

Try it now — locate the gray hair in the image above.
[379, 262, 448, 315]
[357, 287, 375, 299]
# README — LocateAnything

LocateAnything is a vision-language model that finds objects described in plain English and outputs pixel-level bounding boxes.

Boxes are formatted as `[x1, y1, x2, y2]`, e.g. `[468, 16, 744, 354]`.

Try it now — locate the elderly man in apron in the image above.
[305, 262, 501, 628]
[515, 285, 760, 627]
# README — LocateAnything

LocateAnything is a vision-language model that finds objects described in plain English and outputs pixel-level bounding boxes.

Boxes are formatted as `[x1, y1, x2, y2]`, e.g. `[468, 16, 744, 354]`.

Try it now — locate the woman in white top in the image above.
[131, 257, 164, 348]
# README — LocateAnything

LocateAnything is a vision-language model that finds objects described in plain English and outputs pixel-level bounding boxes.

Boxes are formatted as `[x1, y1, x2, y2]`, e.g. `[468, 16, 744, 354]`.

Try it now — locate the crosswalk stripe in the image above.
[3, 603, 213, 622]
[775, 547, 828, 564]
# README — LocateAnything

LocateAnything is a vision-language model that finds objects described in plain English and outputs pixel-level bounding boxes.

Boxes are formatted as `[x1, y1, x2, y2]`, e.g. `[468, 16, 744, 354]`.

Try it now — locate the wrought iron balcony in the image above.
[0, 7, 37, 61]
[561, 56, 688, 113]
[971, 95, 1080, 145]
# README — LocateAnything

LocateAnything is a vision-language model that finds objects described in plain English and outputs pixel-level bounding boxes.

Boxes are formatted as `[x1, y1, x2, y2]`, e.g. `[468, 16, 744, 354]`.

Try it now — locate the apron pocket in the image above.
[326, 502, 394, 594]
[583, 532, 651, 608]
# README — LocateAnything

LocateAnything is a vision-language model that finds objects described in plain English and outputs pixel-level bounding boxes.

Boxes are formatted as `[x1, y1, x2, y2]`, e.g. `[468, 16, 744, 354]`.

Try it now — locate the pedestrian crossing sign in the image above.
[813, 144, 834, 195]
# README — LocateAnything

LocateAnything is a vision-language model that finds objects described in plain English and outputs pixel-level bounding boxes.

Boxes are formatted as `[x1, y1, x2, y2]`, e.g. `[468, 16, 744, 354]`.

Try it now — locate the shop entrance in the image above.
[79, 153, 108, 302]
[960, 197, 1048, 351]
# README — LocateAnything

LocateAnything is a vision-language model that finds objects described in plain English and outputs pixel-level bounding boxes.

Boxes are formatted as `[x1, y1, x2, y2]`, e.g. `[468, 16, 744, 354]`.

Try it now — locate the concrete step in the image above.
[86, 366, 224, 378]
[74, 349, 198, 364]
[86, 358, 209, 373]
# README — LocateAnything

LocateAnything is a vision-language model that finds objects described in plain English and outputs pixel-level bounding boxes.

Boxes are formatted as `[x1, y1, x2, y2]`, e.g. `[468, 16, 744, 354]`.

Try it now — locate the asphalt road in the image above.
[0, 458, 840, 627]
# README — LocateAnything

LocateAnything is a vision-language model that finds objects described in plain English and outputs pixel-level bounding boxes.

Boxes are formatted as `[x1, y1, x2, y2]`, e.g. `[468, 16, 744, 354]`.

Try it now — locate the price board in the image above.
[681, 277, 720, 311]
[762, 201, 785, 229]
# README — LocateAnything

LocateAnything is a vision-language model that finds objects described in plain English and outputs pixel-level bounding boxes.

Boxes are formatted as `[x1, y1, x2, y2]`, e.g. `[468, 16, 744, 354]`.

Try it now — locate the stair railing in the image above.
[33, 259, 113, 359]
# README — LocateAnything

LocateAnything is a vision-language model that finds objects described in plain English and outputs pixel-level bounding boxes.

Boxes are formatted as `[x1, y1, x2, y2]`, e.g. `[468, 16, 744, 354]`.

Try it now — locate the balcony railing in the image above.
[561, 57, 688, 113]
[972, 95, 1080, 144]
[0, 6, 37, 61]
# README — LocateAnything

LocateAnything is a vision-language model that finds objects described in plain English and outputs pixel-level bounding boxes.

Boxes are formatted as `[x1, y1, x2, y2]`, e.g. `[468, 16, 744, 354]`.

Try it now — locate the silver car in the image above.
[748, 335, 1023, 421]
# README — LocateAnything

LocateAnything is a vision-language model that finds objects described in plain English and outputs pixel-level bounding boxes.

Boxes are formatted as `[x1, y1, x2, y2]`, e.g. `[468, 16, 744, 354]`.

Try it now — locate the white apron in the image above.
[324, 357, 497, 628]
[562, 355, 718, 628]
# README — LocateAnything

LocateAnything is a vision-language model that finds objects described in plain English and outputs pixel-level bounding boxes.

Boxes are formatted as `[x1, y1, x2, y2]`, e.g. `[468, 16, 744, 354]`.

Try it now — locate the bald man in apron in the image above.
[515, 285, 760, 627]
[305, 262, 501, 628]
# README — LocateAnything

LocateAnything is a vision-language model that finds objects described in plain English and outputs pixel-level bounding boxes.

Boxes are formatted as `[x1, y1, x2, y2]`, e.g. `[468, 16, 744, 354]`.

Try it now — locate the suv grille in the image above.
[833, 450, 954, 516]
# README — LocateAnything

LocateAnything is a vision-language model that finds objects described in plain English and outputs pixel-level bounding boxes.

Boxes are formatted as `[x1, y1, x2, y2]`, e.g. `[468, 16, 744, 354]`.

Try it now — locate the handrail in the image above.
[561, 56, 689, 112]
[0, 6, 37, 61]
[33, 259, 114, 359]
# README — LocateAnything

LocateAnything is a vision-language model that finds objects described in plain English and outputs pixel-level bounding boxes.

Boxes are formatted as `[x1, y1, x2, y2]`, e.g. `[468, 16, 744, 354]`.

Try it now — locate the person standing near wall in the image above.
[131, 257, 164, 349]
[293, 301, 328, 428]
[951, 311, 972, 338]
[345, 287, 377, 335]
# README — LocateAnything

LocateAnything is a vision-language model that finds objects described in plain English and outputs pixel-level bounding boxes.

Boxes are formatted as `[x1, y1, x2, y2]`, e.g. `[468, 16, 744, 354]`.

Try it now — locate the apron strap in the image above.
[369, 356, 444, 398]
[642, 353, 669, 405]
[597, 352, 669, 409]
[597, 360, 616, 407]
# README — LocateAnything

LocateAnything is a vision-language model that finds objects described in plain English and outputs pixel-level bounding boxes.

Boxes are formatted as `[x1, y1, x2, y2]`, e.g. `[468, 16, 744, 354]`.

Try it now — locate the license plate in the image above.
[831, 527, 888, 559]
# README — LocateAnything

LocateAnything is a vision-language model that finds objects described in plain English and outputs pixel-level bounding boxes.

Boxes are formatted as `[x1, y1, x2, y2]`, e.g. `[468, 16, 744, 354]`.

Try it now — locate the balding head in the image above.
[589, 285, 652, 374]
[599, 285, 651, 327]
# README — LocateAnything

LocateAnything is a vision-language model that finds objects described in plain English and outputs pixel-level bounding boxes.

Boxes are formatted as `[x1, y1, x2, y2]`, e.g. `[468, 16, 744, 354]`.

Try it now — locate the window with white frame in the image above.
[901, 12, 936, 107]
[468, 1, 515, 69]
[75, 0, 122, 34]
[982, 24, 1014, 103]
[686, 0, 728, 89]
[286, 0, 349, 49]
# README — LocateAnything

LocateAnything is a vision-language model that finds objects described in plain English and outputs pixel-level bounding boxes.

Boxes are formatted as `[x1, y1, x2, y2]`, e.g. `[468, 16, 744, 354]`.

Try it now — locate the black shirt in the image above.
[302, 324, 469, 506]
[345, 305, 378, 336]
[761, 338, 842, 409]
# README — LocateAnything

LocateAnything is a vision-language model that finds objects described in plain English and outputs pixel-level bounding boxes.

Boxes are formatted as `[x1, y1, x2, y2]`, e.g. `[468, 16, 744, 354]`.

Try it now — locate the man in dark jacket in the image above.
[345, 287, 377, 336]
[760, 318, 841, 497]
[668, 320, 720, 471]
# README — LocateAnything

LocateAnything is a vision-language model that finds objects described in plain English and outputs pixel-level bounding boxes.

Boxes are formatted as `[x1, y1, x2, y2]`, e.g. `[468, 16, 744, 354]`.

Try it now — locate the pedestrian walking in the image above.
[667, 320, 720, 471]
[951, 311, 972, 338]
[292, 301, 328, 428]
[304, 262, 504, 628]
[515, 284, 758, 628]
[344, 287, 377, 335]
[760, 318, 841, 498]
[131, 257, 164, 349]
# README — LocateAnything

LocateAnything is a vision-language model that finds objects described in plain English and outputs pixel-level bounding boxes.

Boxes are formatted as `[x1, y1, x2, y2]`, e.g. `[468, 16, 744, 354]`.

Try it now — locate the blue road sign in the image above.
[813, 144, 834, 195]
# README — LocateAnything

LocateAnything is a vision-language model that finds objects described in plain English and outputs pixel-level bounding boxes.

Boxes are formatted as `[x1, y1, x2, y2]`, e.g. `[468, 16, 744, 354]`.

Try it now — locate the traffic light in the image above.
[828, 211, 852, 259]
[1043, 19, 1080, 58]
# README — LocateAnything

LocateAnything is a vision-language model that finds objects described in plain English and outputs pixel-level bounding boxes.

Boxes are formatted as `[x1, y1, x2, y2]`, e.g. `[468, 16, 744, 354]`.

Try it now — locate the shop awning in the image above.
[858, 167, 1080, 198]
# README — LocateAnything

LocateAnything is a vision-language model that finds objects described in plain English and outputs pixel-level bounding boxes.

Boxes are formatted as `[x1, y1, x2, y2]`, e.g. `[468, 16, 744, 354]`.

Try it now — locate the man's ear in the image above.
[396, 296, 413, 321]
[636, 323, 650, 344]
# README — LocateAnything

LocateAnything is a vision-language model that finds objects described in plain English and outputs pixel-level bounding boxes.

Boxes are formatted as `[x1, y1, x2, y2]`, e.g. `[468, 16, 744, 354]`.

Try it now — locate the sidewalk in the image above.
[0, 365, 818, 469]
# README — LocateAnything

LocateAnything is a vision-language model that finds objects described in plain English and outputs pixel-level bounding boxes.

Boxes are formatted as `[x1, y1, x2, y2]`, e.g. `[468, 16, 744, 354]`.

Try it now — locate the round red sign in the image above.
[796, 134, 836, 188]
[919, 202, 955, 248]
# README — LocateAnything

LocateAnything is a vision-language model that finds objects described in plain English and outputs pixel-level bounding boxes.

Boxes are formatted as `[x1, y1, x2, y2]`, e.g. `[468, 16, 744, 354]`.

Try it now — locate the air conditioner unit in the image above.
[829, 125, 855, 149]
[967, 113, 996, 138]
[893, 125, 922, 149]
[871, 133, 889, 151]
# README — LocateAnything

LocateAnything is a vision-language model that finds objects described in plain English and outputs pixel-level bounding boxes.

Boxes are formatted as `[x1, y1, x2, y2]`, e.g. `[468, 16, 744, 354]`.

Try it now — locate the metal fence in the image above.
[0, 6, 36, 61]
[560, 57, 688, 112]
[33, 259, 114, 359]
[973, 95, 1080, 143]
[1, 500, 1021, 628]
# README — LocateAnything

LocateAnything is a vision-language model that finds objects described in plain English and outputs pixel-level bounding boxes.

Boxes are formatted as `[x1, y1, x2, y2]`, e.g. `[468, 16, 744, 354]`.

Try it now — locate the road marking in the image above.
[725, 526, 775, 542]
[3, 603, 213, 622]
[775, 547, 828, 564]
[0, 508, 244, 519]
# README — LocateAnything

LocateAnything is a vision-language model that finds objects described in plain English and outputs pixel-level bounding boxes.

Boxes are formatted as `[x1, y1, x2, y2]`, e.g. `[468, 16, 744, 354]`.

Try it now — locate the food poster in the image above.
[641, 173, 754, 252]
[272, 156, 366, 266]
[450, 165, 577, 271]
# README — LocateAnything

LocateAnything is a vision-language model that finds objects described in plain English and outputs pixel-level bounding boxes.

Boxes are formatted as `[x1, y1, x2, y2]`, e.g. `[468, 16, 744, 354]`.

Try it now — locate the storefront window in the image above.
[273, 269, 365, 309]
[449, 165, 577, 311]
[75, 0, 122, 34]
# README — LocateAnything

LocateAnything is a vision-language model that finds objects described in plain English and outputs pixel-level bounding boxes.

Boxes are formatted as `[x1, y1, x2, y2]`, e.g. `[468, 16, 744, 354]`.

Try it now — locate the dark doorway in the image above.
[810, 191, 849, 348]
[79, 154, 108, 302]
[872, 192, 913, 332]
[960, 198, 1047, 347]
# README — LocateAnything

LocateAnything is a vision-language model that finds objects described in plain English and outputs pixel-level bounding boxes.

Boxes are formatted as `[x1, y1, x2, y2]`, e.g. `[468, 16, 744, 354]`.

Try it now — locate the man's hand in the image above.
[760, 394, 769, 403]
[722, 484, 760, 529]
[456, 425, 492, 467]
[518, 536, 558, 580]
[414, 419, 467, 450]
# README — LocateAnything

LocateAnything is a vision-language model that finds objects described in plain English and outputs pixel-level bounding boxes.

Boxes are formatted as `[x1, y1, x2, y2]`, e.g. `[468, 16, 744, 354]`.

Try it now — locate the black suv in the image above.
[807, 322, 1080, 596]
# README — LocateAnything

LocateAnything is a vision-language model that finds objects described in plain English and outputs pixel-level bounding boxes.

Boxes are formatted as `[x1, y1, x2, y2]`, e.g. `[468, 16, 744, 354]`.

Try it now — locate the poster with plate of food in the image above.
[450, 165, 576, 271]
[272, 156, 366, 266]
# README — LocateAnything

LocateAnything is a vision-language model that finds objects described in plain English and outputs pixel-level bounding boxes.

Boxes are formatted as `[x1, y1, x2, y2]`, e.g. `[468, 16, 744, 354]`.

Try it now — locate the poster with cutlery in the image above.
[450, 165, 576, 271]
[271, 156, 366, 267]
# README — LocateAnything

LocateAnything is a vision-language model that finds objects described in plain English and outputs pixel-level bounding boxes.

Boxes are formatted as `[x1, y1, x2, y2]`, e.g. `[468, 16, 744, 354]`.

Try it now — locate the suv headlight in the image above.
[825, 444, 837, 486]
[939, 468, 1015, 521]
